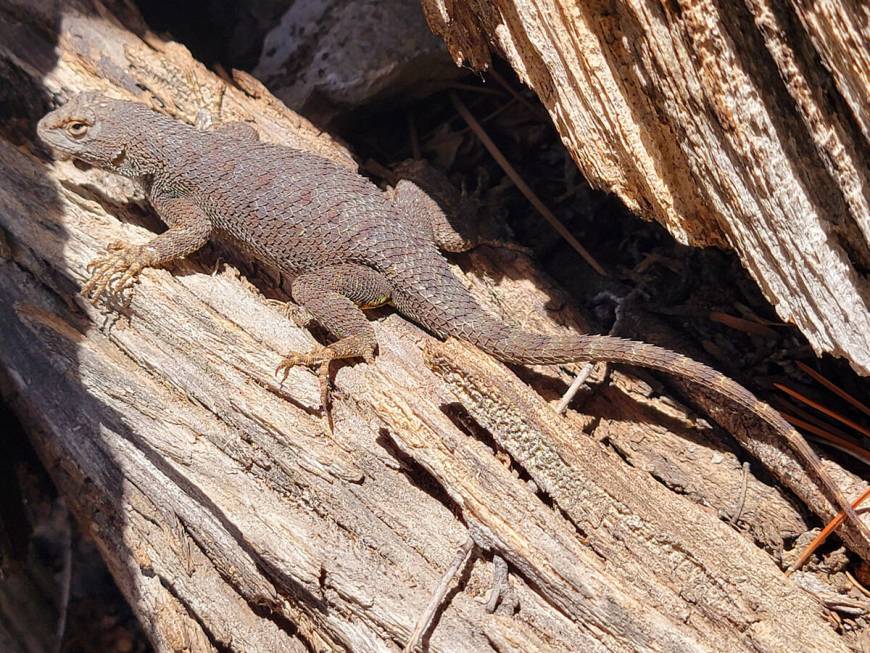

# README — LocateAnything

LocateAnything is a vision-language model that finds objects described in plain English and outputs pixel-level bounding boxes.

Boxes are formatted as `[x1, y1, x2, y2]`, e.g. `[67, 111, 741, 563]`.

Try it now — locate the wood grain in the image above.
[421, 0, 870, 375]
[0, 0, 864, 650]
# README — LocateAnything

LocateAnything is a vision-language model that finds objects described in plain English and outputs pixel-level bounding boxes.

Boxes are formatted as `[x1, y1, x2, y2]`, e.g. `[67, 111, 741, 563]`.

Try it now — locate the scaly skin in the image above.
[37, 93, 870, 553]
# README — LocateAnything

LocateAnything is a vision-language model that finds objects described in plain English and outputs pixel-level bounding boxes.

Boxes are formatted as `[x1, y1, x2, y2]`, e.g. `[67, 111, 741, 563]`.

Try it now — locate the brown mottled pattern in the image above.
[36, 94, 869, 545]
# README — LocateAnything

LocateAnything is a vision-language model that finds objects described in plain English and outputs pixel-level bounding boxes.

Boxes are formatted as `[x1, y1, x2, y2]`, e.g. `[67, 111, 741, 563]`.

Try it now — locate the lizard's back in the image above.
[165, 129, 498, 341]
[172, 132, 432, 276]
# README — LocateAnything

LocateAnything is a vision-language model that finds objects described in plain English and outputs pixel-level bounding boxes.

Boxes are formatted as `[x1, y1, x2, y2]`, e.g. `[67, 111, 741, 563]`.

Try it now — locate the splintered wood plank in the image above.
[421, 0, 870, 375]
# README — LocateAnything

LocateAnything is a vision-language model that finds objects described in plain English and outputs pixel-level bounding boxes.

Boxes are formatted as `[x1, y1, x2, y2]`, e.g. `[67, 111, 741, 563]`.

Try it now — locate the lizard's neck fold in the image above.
[111, 111, 196, 178]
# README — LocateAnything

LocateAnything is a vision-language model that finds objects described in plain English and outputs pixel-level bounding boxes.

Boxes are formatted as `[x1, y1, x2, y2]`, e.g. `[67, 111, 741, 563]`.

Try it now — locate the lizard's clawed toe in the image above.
[276, 346, 336, 411]
[81, 242, 151, 308]
[265, 299, 313, 328]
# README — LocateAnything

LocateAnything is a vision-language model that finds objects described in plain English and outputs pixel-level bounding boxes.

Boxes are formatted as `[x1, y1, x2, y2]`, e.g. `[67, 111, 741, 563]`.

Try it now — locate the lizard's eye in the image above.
[65, 121, 89, 139]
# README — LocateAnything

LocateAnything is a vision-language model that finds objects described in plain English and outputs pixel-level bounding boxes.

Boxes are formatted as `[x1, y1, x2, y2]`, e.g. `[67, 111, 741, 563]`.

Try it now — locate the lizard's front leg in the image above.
[275, 264, 392, 413]
[83, 196, 212, 307]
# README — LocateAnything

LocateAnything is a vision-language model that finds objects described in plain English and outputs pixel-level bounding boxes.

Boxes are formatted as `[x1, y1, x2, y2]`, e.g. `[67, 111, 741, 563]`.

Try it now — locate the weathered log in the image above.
[421, 0, 870, 375]
[0, 0, 866, 651]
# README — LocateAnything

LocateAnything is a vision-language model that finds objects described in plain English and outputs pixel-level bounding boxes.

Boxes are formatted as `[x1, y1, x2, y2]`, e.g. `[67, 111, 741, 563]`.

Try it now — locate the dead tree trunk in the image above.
[0, 0, 866, 651]
[421, 0, 870, 376]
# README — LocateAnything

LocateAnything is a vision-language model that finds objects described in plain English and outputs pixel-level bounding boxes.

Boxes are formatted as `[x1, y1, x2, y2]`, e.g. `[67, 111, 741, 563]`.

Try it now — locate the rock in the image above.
[254, 0, 461, 123]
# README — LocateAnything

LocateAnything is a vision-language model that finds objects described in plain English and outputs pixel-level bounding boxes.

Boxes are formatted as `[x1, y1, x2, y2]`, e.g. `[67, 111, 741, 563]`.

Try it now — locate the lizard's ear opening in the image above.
[110, 146, 127, 169]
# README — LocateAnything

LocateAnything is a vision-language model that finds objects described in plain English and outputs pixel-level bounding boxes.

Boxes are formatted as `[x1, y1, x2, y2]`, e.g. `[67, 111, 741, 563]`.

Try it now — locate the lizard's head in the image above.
[37, 92, 153, 175]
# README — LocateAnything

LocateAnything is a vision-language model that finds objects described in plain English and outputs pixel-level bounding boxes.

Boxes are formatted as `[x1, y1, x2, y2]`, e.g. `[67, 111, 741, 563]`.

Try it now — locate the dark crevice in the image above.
[375, 428, 460, 522]
[155, 571, 237, 653]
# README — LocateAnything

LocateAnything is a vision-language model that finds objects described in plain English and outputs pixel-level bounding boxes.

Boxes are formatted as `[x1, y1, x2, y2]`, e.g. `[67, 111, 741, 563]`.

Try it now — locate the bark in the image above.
[0, 0, 866, 651]
[420, 0, 870, 375]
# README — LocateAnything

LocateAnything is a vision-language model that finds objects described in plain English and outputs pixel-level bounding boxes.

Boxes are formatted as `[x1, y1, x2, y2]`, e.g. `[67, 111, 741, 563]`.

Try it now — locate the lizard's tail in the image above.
[484, 324, 870, 549]
[391, 270, 870, 551]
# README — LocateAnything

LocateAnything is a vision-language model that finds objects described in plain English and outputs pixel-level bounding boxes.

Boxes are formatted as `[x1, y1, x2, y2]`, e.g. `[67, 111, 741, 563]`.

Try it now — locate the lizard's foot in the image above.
[82, 241, 154, 308]
[275, 346, 338, 412]
[275, 336, 376, 416]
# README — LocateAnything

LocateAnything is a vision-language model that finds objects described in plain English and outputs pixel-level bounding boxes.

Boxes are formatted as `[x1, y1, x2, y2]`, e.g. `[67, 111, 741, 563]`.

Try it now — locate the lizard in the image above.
[37, 92, 870, 553]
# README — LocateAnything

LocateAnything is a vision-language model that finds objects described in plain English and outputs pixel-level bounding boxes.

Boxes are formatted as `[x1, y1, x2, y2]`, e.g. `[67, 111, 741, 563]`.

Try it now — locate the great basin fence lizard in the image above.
[37, 93, 869, 550]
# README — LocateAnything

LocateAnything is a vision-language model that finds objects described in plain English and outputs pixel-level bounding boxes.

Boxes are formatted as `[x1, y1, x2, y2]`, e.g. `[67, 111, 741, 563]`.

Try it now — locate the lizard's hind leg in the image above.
[391, 160, 530, 254]
[276, 264, 392, 413]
